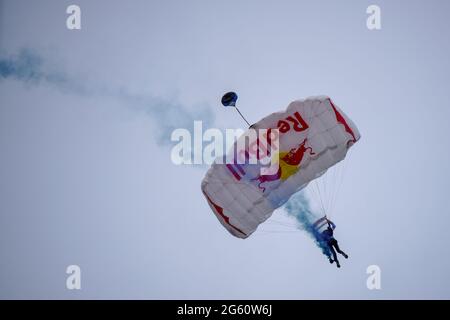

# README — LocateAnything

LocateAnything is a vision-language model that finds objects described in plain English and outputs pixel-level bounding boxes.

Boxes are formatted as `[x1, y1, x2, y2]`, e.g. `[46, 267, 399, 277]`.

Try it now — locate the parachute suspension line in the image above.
[266, 219, 299, 229]
[308, 180, 321, 208]
[323, 169, 328, 213]
[313, 179, 327, 216]
[328, 160, 340, 216]
[319, 180, 326, 214]
[328, 153, 349, 216]
[255, 230, 302, 235]
[324, 164, 336, 217]
[339, 159, 349, 210]
[305, 104, 327, 217]
[234, 106, 251, 127]
[308, 186, 319, 207]
[332, 153, 349, 215]
[308, 184, 322, 216]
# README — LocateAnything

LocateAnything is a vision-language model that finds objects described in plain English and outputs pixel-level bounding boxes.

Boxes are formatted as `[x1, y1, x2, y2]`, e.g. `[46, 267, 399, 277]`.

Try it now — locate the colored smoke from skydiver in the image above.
[284, 191, 330, 256]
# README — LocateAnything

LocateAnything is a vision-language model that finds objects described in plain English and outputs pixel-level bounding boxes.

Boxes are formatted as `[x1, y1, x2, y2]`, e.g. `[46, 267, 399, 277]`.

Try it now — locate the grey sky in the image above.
[1, 0, 450, 299]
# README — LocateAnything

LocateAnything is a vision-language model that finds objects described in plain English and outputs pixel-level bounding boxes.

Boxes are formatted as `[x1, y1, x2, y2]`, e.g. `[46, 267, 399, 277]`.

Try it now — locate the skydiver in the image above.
[321, 219, 348, 268]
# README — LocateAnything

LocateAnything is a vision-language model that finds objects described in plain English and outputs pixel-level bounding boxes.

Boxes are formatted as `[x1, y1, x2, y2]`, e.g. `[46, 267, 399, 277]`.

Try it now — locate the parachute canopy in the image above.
[201, 96, 360, 238]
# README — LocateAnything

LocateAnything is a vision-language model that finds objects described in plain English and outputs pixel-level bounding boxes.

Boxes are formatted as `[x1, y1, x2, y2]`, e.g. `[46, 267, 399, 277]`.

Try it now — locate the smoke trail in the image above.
[284, 191, 330, 257]
[0, 48, 215, 145]
[0, 49, 45, 81]
[0, 49, 81, 91]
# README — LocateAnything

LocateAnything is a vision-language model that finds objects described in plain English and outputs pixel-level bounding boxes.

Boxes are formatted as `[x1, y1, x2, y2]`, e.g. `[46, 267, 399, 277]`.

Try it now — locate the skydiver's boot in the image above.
[329, 258, 334, 264]
[342, 253, 348, 259]
[336, 261, 341, 268]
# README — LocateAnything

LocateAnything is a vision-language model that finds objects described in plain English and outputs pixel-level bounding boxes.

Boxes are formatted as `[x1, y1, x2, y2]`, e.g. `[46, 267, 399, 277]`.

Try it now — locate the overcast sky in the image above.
[1, 0, 450, 299]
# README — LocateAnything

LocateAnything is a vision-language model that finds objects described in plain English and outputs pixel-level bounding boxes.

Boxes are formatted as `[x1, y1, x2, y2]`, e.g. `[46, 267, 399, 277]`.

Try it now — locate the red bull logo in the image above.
[251, 138, 315, 192]
[251, 166, 282, 192]
[225, 128, 280, 181]
[277, 111, 309, 133]
[236, 128, 279, 163]
[281, 138, 316, 166]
